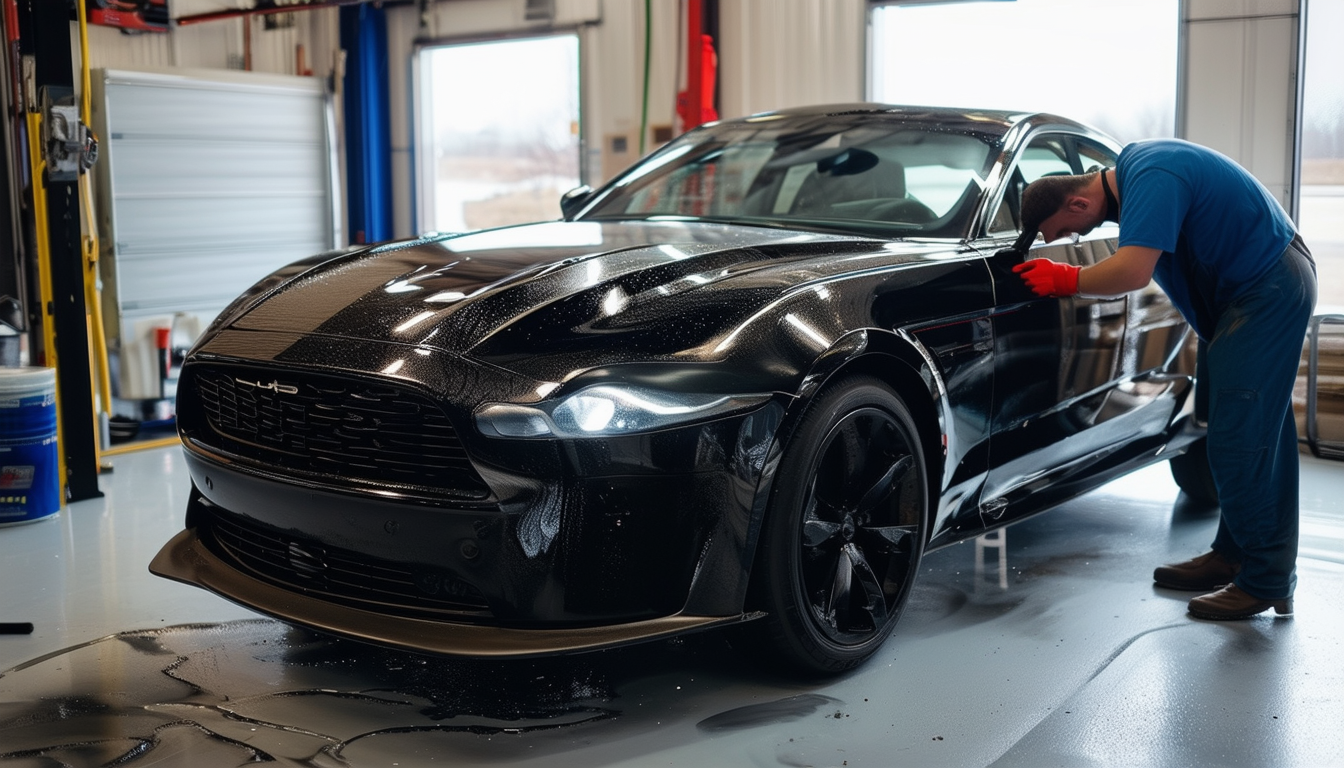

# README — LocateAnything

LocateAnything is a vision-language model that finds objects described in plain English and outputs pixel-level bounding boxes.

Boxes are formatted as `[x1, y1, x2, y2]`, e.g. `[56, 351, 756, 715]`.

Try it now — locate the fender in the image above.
[698, 324, 978, 616]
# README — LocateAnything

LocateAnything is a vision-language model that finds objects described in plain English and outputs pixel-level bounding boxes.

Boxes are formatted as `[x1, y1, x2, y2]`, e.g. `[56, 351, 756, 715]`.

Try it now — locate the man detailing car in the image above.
[1011, 138, 1317, 620]
[151, 106, 1210, 673]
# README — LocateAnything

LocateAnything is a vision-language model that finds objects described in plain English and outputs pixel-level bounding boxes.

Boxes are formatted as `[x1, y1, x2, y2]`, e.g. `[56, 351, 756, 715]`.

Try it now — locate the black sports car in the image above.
[151, 104, 1209, 674]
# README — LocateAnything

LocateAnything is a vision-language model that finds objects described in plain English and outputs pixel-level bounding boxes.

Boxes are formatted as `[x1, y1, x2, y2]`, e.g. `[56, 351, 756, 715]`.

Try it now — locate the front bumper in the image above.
[152, 387, 785, 655]
[149, 526, 756, 657]
[158, 330, 789, 654]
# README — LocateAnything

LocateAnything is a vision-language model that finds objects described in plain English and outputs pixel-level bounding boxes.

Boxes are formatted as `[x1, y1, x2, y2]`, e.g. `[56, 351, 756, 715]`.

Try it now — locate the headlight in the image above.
[475, 384, 772, 438]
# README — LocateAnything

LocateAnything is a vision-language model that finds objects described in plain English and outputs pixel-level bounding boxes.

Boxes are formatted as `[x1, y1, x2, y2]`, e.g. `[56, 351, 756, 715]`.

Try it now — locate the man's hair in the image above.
[1017, 170, 1099, 248]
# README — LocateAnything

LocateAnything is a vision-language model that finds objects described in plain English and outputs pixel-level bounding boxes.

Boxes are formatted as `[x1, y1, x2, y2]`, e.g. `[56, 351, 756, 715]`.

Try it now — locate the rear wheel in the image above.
[748, 376, 928, 675]
[1169, 437, 1218, 506]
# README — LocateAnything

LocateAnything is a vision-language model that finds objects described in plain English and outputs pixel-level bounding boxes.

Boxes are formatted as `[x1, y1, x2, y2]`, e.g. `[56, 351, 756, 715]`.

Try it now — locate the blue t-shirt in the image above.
[1115, 139, 1296, 339]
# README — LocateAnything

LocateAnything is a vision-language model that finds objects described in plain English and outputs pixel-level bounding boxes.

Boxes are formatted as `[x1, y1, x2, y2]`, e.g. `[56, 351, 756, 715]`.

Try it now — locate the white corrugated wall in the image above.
[718, 0, 866, 118]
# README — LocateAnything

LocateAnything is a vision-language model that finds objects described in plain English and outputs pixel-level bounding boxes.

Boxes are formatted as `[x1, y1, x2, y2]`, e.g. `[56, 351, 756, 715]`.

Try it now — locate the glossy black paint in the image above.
[151, 104, 1202, 659]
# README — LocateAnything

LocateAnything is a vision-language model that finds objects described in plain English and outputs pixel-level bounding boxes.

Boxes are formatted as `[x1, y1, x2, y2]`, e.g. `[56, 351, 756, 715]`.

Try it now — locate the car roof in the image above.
[736, 103, 1092, 136]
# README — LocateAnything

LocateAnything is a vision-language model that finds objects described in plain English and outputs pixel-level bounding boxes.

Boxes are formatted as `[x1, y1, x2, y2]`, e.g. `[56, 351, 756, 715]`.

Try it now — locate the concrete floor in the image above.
[1, 445, 1342, 767]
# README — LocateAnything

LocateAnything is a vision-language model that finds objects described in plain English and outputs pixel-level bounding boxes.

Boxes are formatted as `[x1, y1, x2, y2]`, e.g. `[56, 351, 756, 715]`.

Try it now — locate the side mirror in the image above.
[560, 185, 593, 219]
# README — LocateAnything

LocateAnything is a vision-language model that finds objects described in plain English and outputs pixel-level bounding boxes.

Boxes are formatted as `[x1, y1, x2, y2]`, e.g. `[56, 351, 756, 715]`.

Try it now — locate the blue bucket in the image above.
[0, 367, 60, 526]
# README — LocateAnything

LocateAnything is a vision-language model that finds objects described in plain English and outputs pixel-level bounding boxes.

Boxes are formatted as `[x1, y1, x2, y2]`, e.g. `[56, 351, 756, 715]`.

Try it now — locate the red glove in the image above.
[1013, 259, 1080, 298]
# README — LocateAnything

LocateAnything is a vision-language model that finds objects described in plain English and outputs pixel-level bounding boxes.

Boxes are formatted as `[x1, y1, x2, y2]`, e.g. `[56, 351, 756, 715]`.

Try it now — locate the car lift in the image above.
[8, 0, 103, 503]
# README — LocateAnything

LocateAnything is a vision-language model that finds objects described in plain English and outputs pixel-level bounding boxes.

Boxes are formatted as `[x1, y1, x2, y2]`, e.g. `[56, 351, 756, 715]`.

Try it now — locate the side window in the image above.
[988, 134, 1106, 235]
[988, 171, 1025, 234]
[1017, 139, 1074, 182]
[1077, 138, 1119, 173]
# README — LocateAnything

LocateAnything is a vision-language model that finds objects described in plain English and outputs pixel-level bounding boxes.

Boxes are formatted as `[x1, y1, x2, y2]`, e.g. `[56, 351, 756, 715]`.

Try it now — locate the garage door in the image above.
[91, 67, 338, 400]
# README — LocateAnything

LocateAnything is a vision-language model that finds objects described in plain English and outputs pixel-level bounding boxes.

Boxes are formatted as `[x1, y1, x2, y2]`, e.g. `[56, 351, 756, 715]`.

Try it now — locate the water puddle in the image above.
[0, 619, 628, 765]
[0, 618, 848, 766]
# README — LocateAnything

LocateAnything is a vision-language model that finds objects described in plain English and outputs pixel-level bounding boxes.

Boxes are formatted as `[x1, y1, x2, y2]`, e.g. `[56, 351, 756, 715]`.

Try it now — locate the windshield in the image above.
[579, 113, 1003, 239]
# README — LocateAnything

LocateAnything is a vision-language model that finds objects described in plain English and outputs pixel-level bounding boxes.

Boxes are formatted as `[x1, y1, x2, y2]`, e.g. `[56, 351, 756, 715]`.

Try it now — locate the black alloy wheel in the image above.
[749, 375, 928, 675]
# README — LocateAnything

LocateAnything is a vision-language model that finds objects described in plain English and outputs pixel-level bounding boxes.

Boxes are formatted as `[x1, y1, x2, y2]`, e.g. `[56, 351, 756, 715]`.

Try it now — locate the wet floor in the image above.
[1, 448, 1343, 767]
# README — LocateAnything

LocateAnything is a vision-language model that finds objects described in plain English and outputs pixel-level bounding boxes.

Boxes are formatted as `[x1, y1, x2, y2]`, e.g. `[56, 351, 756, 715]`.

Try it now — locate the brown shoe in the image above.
[1188, 584, 1293, 620]
[1153, 550, 1240, 591]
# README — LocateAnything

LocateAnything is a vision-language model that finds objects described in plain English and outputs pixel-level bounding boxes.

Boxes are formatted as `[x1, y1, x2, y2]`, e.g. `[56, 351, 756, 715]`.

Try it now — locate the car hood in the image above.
[227, 219, 939, 372]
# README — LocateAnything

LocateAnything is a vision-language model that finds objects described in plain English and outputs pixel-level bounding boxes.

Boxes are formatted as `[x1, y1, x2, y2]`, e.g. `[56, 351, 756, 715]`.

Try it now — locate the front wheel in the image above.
[747, 376, 928, 675]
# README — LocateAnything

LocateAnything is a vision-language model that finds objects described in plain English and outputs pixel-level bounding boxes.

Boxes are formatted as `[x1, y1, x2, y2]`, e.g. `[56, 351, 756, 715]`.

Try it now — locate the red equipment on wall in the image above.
[676, 0, 717, 132]
[677, 34, 718, 131]
[87, 1, 168, 33]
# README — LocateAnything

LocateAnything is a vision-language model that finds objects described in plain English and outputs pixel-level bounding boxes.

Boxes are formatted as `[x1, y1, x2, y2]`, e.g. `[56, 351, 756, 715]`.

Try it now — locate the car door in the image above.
[975, 132, 1187, 526]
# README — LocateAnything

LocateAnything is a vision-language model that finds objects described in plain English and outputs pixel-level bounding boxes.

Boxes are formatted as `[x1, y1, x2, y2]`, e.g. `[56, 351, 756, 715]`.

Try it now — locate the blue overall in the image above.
[1118, 140, 1317, 601]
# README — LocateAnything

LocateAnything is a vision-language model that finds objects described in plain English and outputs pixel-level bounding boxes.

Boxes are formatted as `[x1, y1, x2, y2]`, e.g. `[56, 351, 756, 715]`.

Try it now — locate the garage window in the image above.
[1301, 1, 1344, 311]
[868, 0, 1178, 144]
[414, 34, 581, 233]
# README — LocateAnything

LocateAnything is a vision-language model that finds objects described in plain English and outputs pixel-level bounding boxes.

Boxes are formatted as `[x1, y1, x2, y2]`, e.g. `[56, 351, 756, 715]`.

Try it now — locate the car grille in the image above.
[182, 364, 489, 497]
[208, 510, 492, 617]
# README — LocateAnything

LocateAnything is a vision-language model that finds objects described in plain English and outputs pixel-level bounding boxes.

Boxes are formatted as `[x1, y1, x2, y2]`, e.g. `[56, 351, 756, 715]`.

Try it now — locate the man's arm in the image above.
[1013, 245, 1164, 298]
[1078, 245, 1163, 296]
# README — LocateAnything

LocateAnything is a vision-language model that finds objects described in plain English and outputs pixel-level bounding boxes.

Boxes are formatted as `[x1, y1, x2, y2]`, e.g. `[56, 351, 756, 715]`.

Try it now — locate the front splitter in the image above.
[149, 527, 758, 658]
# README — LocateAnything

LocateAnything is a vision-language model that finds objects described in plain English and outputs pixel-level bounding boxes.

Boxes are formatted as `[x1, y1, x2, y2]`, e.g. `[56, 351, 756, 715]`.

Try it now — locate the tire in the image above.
[747, 376, 928, 675]
[1169, 437, 1218, 506]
